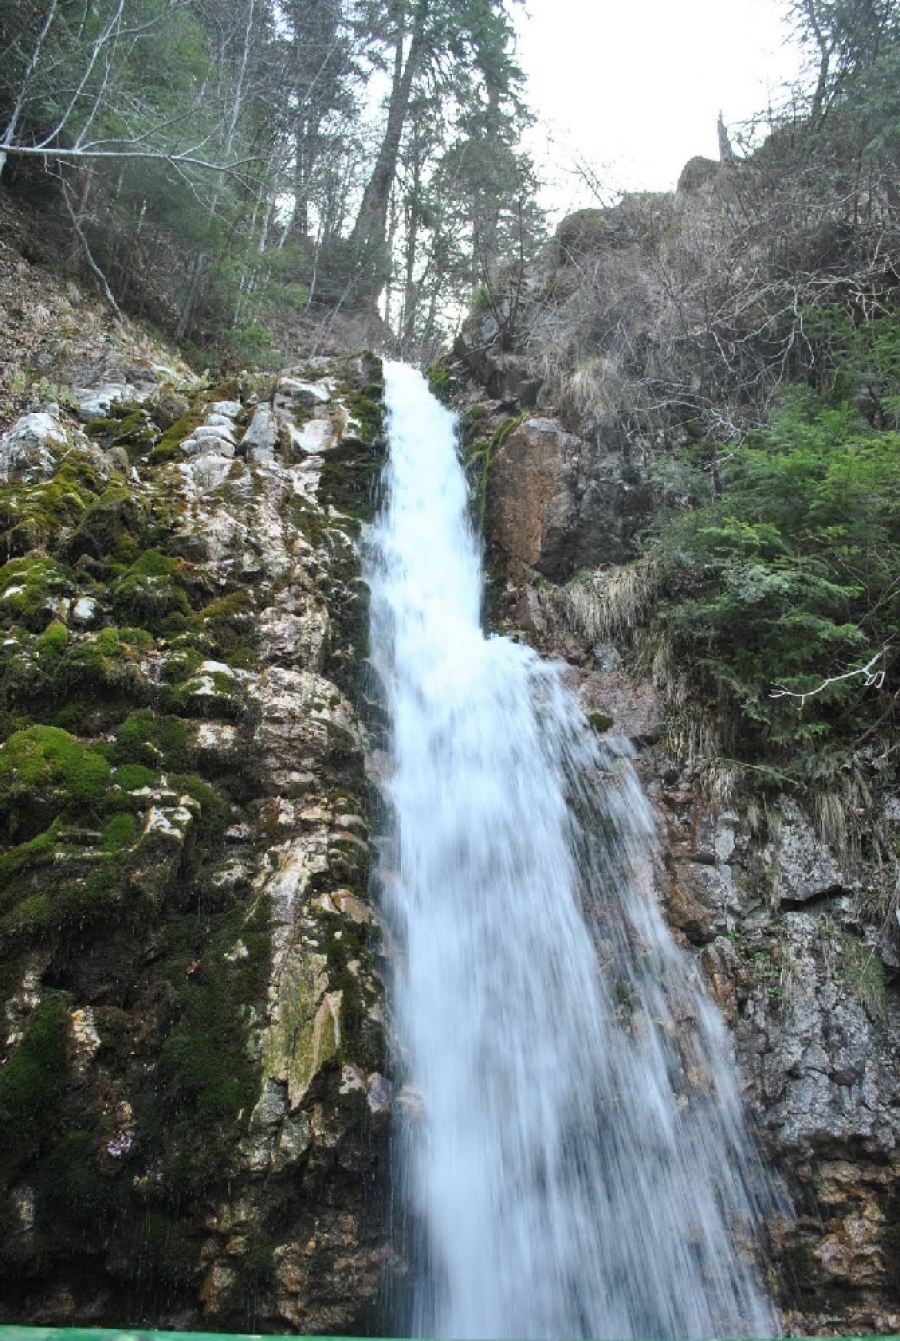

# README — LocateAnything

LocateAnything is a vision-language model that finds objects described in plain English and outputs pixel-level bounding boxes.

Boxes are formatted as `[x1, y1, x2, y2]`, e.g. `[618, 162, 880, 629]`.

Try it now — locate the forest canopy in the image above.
[0, 0, 540, 361]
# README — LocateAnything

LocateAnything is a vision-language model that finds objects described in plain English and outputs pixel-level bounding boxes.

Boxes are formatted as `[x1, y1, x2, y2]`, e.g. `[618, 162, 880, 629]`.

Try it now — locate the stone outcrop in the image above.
[0, 351, 390, 1331]
[485, 413, 652, 579]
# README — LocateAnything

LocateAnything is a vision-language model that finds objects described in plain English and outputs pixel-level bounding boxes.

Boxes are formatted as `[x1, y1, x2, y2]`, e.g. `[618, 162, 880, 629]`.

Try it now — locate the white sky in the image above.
[513, 0, 806, 218]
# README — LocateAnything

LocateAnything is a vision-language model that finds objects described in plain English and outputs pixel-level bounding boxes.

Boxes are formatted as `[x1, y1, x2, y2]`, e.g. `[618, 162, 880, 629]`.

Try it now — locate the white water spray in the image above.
[367, 363, 779, 1340]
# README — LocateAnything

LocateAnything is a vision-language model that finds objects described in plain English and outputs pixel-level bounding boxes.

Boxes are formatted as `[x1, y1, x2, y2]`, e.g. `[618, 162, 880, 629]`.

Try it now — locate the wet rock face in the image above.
[491, 575, 900, 1335]
[0, 351, 390, 1331]
[652, 800, 900, 1330]
[484, 415, 652, 580]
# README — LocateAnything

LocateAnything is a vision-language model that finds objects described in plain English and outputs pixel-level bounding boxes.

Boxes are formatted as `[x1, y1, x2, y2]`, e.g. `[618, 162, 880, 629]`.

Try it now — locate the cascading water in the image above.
[367, 363, 780, 1340]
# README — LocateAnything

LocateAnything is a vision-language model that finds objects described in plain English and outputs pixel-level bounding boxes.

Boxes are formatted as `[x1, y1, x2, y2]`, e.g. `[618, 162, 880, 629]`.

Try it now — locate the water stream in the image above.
[366, 362, 779, 1340]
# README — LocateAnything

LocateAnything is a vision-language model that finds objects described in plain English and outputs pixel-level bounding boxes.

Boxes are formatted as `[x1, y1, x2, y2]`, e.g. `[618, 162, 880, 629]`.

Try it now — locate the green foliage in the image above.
[646, 317, 900, 767]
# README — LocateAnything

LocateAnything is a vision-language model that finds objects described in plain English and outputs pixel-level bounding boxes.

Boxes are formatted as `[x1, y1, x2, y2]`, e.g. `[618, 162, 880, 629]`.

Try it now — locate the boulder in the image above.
[0, 410, 69, 483]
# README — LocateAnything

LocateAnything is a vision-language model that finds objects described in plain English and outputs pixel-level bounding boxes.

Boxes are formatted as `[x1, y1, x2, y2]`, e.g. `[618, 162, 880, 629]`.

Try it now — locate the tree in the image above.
[0, 0, 248, 179]
[347, 0, 525, 297]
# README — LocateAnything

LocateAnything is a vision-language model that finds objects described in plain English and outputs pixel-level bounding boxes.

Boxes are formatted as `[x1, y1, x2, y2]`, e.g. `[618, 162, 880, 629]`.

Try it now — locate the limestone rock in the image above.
[0, 347, 387, 1333]
[241, 404, 279, 459]
[775, 798, 846, 903]
[0, 410, 69, 482]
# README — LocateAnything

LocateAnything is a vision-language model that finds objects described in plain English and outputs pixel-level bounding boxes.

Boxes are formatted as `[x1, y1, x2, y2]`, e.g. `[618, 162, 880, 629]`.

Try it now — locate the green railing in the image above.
[0, 1330, 893, 1341]
[0, 1333, 338, 1341]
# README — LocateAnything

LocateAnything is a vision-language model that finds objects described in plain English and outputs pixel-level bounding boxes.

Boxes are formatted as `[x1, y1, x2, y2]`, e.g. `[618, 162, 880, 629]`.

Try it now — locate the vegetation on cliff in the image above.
[442, 0, 900, 844]
[0, 281, 389, 1327]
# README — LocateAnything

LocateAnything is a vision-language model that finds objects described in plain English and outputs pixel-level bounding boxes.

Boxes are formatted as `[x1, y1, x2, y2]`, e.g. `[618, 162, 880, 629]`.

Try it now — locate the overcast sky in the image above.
[513, 0, 805, 218]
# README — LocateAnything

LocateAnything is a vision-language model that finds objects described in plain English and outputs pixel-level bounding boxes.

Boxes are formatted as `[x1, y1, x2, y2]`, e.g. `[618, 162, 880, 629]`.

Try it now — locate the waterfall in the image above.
[366, 362, 780, 1341]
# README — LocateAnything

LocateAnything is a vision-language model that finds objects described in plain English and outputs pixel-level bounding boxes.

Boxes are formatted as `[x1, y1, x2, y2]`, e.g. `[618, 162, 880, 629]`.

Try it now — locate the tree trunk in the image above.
[349, 0, 429, 281]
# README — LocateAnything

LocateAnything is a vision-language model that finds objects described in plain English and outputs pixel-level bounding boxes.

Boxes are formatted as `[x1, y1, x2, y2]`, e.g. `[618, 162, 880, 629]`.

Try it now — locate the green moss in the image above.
[84, 407, 159, 461]
[160, 645, 204, 684]
[461, 403, 488, 436]
[0, 725, 111, 840]
[316, 379, 386, 523]
[163, 667, 244, 720]
[199, 589, 256, 662]
[94, 1005, 135, 1065]
[342, 388, 385, 447]
[66, 485, 146, 565]
[0, 457, 102, 557]
[112, 709, 189, 772]
[149, 410, 204, 463]
[0, 993, 70, 1183]
[113, 762, 156, 790]
[168, 772, 227, 844]
[36, 1130, 113, 1230]
[102, 812, 138, 853]
[0, 556, 77, 632]
[113, 549, 192, 628]
[464, 411, 529, 527]
[156, 908, 268, 1132]
[588, 712, 614, 732]
[34, 620, 69, 660]
[57, 626, 153, 700]
[0, 892, 53, 944]
[426, 362, 453, 404]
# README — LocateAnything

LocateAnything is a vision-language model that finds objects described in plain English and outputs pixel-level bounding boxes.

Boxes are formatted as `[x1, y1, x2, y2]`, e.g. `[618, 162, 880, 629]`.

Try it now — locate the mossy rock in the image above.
[163, 666, 244, 720]
[149, 383, 192, 429]
[84, 407, 159, 461]
[0, 556, 78, 632]
[0, 457, 102, 558]
[426, 361, 454, 405]
[147, 905, 269, 1192]
[34, 620, 69, 660]
[148, 410, 205, 463]
[65, 485, 146, 565]
[113, 549, 192, 628]
[102, 811, 138, 853]
[198, 589, 257, 663]
[160, 644, 204, 685]
[112, 709, 189, 772]
[0, 993, 70, 1184]
[588, 712, 614, 732]
[0, 725, 111, 841]
[56, 626, 154, 701]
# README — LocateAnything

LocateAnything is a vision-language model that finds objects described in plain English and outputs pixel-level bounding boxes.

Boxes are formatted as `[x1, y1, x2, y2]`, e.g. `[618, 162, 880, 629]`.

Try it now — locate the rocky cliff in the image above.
[442, 186, 900, 1335]
[0, 247, 391, 1331]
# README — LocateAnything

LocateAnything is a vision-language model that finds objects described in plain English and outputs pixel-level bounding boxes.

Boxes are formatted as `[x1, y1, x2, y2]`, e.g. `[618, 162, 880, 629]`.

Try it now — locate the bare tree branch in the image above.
[770, 646, 892, 706]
